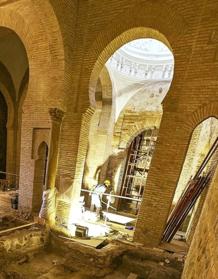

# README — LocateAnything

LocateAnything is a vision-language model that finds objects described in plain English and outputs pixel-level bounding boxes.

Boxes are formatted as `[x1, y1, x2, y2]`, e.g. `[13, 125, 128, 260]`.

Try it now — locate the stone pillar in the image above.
[46, 108, 64, 188]
[46, 108, 64, 227]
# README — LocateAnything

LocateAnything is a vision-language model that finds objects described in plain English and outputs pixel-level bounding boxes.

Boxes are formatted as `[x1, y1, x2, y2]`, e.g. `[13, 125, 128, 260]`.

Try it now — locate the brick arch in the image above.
[170, 104, 218, 245]
[113, 108, 162, 149]
[99, 66, 112, 106]
[15, 69, 29, 180]
[0, 62, 16, 128]
[32, 133, 50, 161]
[88, 27, 173, 108]
[0, 82, 14, 130]
[0, 2, 65, 109]
[94, 66, 112, 109]
[80, 1, 187, 109]
[0, 82, 15, 177]
[126, 125, 159, 150]
[18, 68, 29, 106]
[93, 66, 112, 108]
[33, 141, 48, 213]
[174, 102, 218, 190]
[0, 61, 16, 104]
[0, 2, 66, 211]
[36, 141, 49, 161]
[182, 102, 218, 134]
[97, 66, 113, 132]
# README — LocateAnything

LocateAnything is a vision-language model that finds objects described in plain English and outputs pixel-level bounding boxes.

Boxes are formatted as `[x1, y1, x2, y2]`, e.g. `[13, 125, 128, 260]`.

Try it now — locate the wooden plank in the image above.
[58, 235, 105, 248]
[0, 222, 37, 235]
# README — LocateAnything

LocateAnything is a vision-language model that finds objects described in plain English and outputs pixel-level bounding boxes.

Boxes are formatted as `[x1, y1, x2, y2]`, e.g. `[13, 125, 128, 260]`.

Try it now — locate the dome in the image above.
[106, 38, 174, 80]
[121, 38, 173, 61]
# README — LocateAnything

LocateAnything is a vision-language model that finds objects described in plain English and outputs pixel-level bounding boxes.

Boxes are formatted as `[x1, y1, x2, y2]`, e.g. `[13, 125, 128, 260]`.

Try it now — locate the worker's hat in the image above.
[104, 179, 111, 186]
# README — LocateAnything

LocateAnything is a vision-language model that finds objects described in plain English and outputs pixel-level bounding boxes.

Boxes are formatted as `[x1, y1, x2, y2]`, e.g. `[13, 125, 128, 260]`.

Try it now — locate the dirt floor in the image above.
[0, 250, 79, 279]
[0, 229, 185, 279]
[0, 250, 130, 279]
[0, 191, 31, 232]
[0, 247, 183, 279]
[0, 193, 184, 279]
[0, 215, 28, 231]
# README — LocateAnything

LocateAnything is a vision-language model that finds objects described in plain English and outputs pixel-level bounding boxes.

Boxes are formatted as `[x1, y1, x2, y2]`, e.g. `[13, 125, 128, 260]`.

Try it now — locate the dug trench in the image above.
[0, 224, 184, 279]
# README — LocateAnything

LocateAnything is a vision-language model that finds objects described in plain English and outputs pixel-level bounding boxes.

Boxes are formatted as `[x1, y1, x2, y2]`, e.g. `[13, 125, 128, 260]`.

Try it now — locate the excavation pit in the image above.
[0, 227, 185, 279]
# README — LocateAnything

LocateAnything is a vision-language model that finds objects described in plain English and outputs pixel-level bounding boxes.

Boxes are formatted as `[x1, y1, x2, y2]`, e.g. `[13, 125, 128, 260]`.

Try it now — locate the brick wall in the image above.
[182, 165, 218, 279]
[0, 1, 65, 210]
[0, 1, 217, 252]
[113, 110, 161, 150]
[174, 117, 218, 203]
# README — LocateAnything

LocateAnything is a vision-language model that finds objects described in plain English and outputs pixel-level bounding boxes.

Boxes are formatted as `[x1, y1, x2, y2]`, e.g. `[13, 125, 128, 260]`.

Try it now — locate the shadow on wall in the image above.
[95, 149, 127, 187]
[0, 91, 7, 179]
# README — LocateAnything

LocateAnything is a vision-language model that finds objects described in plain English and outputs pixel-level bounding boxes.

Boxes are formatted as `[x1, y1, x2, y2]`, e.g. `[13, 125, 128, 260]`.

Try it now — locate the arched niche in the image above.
[32, 141, 48, 213]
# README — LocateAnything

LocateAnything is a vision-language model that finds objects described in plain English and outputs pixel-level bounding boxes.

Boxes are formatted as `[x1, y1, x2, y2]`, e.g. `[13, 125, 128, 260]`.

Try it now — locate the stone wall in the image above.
[0, 227, 48, 255]
[51, 234, 183, 278]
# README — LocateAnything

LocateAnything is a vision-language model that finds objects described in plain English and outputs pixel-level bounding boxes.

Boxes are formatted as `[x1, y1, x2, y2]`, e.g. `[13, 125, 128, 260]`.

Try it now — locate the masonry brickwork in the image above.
[0, 2, 217, 275]
[182, 166, 218, 279]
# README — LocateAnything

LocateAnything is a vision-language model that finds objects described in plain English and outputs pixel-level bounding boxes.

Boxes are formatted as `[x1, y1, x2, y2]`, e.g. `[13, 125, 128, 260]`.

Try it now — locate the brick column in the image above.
[46, 108, 64, 226]
[134, 112, 192, 247]
[68, 108, 94, 224]
[6, 126, 15, 179]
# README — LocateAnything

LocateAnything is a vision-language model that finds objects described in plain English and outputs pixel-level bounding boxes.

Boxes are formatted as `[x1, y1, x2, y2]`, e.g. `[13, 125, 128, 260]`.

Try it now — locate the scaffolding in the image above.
[119, 128, 158, 214]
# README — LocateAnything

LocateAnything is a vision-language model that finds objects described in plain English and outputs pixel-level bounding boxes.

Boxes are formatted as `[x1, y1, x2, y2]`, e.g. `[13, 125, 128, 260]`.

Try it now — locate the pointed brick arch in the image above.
[93, 66, 112, 109]
[0, 61, 16, 104]
[97, 66, 113, 132]
[113, 110, 162, 150]
[78, 1, 187, 110]
[99, 66, 112, 106]
[88, 27, 173, 108]
[183, 102, 218, 133]
[0, 1, 66, 211]
[0, 80, 15, 179]
[0, 2, 65, 109]
[33, 141, 48, 213]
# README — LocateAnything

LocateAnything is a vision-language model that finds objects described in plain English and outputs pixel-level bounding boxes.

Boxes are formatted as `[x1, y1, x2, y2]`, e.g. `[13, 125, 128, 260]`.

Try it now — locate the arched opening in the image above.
[162, 117, 218, 246]
[0, 26, 28, 188]
[86, 38, 173, 219]
[32, 142, 48, 213]
[67, 30, 175, 239]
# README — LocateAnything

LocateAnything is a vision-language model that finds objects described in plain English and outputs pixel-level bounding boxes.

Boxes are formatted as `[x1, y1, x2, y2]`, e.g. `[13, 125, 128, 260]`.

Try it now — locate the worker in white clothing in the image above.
[90, 180, 111, 219]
